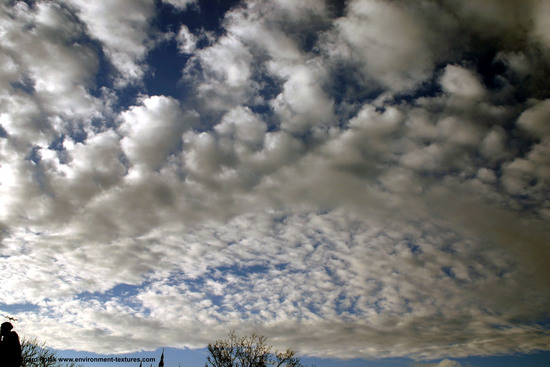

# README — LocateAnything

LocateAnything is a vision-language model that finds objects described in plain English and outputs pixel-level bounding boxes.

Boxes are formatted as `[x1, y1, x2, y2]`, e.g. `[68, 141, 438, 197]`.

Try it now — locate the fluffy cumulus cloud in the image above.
[1, 0, 550, 362]
[328, 0, 435, 91]
[119, 95, 187, 171]
[59, 0, 175, 86]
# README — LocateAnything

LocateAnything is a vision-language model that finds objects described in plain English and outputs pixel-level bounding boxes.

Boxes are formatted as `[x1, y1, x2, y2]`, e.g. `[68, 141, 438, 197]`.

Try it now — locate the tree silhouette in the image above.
[20, 338, 82, 367]
[205, 331, 312, 367]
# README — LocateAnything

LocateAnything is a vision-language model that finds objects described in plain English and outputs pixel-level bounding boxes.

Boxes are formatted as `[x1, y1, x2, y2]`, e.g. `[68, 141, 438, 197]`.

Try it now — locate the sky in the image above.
[0, 0, 549, 366]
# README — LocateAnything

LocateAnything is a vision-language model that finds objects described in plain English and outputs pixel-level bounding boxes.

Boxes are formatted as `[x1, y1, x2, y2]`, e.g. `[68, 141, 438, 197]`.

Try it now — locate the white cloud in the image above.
[63, 0, 155, 86]
[328, 0, 435, 91]
[227, 16, 301, 62]
[0, 1, 101, 126]
[477, 167, 497, 184]
[185, 34, 258, 116]
[517, 98, 550, 137]
[162, 0, 196, 11]
[224, 0, 323, 62]
[480, 127, 509, 162]
[176, 25, 196, 54]
[501, 139, 550, 204]
[215, 106, 267, 148]
[440, 65, 486, 100]
[6, 209, 549, 358]
[415, 359, 463, 367]
[269, 0, 328, 21]
[186, 0, 334, 128]
[269, 62, 335, 133]
[1, 0, 550, 362]
[119, 95, 187, 171]
[196, 35, 253, 89]
[531, 0, 550, 51]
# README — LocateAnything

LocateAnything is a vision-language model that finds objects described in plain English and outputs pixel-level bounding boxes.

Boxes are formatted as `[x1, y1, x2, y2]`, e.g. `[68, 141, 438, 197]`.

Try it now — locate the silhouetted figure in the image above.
[0, 322, 21, 367]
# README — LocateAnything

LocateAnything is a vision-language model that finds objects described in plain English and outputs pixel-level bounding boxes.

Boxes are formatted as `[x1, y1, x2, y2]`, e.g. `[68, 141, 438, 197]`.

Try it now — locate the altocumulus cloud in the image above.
[0, 0, 549, 361]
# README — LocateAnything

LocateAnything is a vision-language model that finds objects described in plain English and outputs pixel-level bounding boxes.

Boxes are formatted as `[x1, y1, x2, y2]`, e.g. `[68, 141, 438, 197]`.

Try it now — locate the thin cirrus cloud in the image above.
[0, 0, 549, 363]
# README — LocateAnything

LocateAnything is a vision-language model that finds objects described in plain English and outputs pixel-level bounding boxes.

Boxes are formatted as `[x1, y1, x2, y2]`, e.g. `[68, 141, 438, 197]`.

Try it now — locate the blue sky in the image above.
[1, 0, 549, 366]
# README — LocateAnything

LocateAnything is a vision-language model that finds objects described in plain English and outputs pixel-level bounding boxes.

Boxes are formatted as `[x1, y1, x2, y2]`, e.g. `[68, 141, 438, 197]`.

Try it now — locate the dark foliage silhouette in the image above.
[205, 331, 313, 367]
[20, 337, 82, 367]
